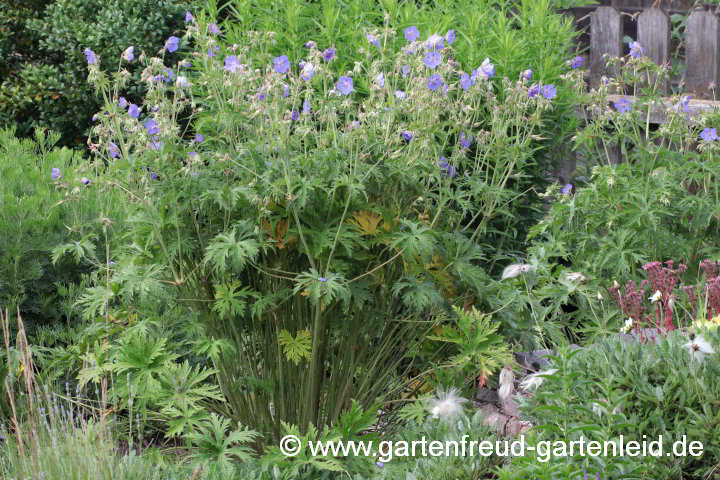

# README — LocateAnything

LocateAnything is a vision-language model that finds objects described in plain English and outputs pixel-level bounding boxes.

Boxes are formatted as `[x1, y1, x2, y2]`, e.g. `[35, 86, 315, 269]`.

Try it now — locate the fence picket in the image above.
[590, 7, 623, 87]
[638, 8, 671, 93]
[685, 10, 720, 95]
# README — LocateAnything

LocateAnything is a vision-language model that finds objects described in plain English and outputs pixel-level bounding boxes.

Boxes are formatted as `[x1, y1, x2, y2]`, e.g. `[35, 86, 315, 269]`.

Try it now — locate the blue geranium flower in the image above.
[224, 55, 240, 72]
[479, 58, 495, 78]
[84, 48, 97, 65]
[273, 55, 291, 74]
[165, 36, 180, 53]
[375, 72, 385, 87]
[424, 51, 442, 69]
[426, 34, 444, 51]
[542, 84, 557, 100]
[700, 127, 717, 141]
[427, 74, 445, 91]
[150, 137, 164, 151]
[108, 142, 119, 158]
[677, 95, 692, 113]
[300, 62, 315, 81]
[459, 72, 472, 90]
[445, 29, 456, 45]
[613, 97, 632, 113]
[336, 76, 354, 95]
[366, 33, 380, 47]
[629, 41, 643, 58]
[122, 46, 134, 62]
[437, 157, 456, 178]
[128, 104, 140, 118]
[323, 47, 336, 61]
[144, 118, 159, 135]
[404, 26, 420, 43]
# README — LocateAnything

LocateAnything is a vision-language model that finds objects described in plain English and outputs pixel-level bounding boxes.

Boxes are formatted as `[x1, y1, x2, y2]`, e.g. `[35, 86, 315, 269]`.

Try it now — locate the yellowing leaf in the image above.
[347, 210, 384, 236]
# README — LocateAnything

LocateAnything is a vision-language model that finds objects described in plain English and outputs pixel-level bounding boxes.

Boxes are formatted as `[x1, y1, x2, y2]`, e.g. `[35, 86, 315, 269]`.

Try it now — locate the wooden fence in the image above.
[551, 6, 720, 182]
[587, 6, 720, 95]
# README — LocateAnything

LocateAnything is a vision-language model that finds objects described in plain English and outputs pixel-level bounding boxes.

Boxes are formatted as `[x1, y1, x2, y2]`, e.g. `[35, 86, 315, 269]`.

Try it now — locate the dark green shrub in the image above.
[0, 0, 193, 145]
[0, 1, 49, 79]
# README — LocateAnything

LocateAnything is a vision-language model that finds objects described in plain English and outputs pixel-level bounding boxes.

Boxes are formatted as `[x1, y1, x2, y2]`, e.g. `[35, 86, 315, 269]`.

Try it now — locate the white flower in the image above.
[683, 335, 716, 363]
[498, 367, 515, 400]
[519, 369, 558, 392]
[428, 388, 467, 421]
[374, 72, 385, 88]
[300, 62, 315, 81]
[498, 383, 513, 400]
[621, 317, 634, 334]
[591, 402, 606, 417]
[565, 272, 588, 283]
[122, 46, 134, 61]
[176, 76, 189, 87]
[597, 292, 604, 301]
[426, 34, 444, 50]
[649, 290, 662, 303]
[501, 263, 535, 280]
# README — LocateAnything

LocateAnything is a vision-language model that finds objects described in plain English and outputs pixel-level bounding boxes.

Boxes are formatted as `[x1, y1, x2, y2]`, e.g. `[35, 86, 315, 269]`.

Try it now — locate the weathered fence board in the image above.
[590, 7, 623, 87]
[685, 10, 720, 94]
[638, 9, 671, 93]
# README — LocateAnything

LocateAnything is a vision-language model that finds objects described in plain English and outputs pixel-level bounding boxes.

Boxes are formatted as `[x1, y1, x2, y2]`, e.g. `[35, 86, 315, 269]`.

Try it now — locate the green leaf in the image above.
[277, 329, 312, 365]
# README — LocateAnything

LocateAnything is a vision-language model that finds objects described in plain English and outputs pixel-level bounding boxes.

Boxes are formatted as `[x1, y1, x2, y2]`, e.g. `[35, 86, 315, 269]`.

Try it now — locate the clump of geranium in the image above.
[80, 13, 563, 440]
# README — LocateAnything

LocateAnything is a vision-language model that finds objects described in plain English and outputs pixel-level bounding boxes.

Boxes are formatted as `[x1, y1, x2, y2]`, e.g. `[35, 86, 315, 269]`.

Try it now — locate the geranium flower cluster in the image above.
[82, 13, 575, 190]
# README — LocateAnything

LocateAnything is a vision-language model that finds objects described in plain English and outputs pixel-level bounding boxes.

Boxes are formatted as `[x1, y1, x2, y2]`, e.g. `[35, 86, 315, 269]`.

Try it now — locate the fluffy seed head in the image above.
[428, 388, 467, 421]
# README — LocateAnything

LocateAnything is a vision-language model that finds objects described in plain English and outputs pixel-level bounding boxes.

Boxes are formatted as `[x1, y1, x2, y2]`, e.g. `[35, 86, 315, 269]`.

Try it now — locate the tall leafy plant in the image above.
[77, 4, 564, 443]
